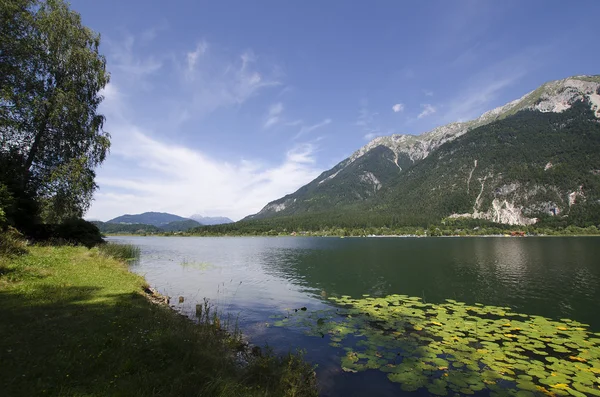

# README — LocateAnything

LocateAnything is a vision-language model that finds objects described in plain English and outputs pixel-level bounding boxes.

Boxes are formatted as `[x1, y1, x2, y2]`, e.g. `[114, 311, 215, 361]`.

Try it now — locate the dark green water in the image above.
[109, 236, 600, 396]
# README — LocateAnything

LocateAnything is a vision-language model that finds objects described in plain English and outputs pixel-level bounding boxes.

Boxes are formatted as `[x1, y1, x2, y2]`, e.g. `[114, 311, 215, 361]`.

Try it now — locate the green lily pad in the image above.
[273, 292, 600, 396]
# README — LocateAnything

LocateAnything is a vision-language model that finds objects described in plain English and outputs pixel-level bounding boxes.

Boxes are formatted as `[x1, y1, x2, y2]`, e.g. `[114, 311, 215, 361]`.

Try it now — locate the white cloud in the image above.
[364, 132, 379, 141]
[106, 34, 162, 79]
[175, 46, 281, 122]
[264, 102, 284, 128]
[439, 45, 550, 123]
[424, 90, 434, 97]
[444, 77, 517, 122]
[418, 104, 437, 119]
[284, 119, 303, 127]
[392, 103, 404, 113]
[293, 118, 332, 139]
[90, 79, 321, 221]
[187, 40, 208, 72]
[356, 100, 378, 128]
[90, 36, 318, 222]
[89, 124, 321, 221]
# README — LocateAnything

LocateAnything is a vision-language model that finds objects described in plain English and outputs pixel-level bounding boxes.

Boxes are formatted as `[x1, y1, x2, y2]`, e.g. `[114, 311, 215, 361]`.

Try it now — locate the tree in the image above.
[0, 0, 109, 226]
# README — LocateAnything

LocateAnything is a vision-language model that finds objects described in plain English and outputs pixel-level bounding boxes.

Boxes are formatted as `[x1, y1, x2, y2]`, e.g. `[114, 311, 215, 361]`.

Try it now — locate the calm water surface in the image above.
[108, 236, 600, 396]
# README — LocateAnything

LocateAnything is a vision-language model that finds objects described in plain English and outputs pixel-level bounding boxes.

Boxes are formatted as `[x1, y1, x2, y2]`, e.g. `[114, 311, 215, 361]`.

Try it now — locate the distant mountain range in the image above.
[96, 211, 233, 234]
[189, 214, 234, 225]
[108, 212, 190, 227]
[244, 75, 600, 227]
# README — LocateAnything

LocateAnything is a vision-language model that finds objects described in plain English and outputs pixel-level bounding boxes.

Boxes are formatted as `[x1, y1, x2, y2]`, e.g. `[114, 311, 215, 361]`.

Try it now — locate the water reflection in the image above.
[114, 236, 600, 331]
[109, 236, 600, 397]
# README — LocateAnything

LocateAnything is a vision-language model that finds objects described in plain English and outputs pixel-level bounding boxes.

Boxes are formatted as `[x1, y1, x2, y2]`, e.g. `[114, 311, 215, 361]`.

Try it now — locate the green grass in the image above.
[98, 242, 141, 261]
[0, 246, 317, 397]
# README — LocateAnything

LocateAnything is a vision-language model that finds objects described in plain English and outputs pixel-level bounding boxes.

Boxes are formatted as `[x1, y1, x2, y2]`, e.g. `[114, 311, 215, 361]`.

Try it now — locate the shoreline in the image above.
[103, 233, 600, 238]
[0, 245, 317, 396]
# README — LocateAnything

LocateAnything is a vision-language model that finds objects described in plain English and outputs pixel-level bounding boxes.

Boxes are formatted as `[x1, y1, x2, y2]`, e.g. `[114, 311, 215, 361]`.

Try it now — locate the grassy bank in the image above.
[0, 245, 316, 396]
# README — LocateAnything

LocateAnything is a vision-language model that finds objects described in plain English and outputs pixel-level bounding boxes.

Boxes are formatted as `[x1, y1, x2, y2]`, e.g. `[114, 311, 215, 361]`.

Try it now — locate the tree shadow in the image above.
[0, 282, 241, 396]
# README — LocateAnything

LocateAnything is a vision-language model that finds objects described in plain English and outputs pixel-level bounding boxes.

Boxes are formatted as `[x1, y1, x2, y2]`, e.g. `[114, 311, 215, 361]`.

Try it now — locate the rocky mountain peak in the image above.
[347, 75, 600, 170]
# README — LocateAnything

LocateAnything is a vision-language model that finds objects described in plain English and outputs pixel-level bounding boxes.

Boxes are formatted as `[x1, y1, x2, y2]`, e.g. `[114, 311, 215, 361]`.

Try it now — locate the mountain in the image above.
[161, 219, 202, 232]
[189, 215, 234, 225]
[92, 221, 161, 234]
[107, 212, 190, 227]
[246, 75, 600, 227]
[94, 219, 201, 234]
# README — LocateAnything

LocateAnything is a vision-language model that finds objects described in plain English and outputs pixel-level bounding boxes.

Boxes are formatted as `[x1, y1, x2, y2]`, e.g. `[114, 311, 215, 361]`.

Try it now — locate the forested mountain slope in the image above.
[245, 75, 600, 227]
[378, 102, 600, 226]
[107, 212, 190, 227]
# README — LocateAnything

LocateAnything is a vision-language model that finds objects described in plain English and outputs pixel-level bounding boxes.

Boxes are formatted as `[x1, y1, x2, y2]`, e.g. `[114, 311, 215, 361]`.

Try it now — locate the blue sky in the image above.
[74, 0, 600, 221]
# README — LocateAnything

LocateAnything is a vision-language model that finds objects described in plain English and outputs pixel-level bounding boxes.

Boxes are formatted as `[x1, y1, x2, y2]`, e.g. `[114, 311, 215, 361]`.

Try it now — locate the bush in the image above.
[0, 183, 15, 229]
[0, 227, 28, 256]
[26, 218, 104, 248]
[54, 218, 104, 247]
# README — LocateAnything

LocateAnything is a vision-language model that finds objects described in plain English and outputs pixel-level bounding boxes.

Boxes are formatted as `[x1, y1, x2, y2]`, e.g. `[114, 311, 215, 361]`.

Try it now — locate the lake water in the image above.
[108, 236, 600, 396]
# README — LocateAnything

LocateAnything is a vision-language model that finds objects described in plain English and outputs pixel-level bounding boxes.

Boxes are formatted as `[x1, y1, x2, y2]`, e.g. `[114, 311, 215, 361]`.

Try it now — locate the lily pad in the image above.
[272, 293, 600, 395]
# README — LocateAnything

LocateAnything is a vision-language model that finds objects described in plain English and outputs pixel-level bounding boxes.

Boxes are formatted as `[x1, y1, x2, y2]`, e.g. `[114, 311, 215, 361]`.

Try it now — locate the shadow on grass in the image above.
[0, 281, 315, 397]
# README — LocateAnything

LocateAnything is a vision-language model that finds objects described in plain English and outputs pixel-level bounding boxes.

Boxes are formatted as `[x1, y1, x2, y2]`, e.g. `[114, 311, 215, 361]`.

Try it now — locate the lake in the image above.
[108, 236, 600, 397]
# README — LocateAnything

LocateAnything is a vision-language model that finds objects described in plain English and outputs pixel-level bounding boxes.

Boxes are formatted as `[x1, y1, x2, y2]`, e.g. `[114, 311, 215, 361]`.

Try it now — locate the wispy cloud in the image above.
[397, 67, 415, 80]
[423, 90, 434, 97]
[89, 34, 318, 221]
[91, 86, 321, 221]
[106, 34, 162, 80]
[177, 45, 281, 122]
[140, 22, 169, 43]
[356, 100, 378, 128]
[186, 40, 208, 73]
[91, 132, 321, 221]
[364, 132, 379, 141]
[264, 102, 284, 128]
[440, 45, 549, 122]
[284, 119, 303, 127]
[392, 103, 404, 113]
[293, 119, 332, 139]
[418, 104, 436, 119]
[355, 100, 383, 139]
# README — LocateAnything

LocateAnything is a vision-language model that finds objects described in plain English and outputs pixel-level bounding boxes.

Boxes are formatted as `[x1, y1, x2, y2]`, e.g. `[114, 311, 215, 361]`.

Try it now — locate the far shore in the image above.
[103, 233, 600, 238]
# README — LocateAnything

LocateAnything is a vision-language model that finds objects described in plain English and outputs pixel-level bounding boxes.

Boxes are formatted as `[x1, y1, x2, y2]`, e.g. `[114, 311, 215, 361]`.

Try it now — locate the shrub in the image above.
[54, 218, 104, 247]
[0, 227, 28, 256]
[27, 218, 105, 248]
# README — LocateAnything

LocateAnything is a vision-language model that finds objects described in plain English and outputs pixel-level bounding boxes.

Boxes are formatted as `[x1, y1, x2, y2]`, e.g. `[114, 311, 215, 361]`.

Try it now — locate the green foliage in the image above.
[24, 218, 104, 247]
[0, 246, 317, 396]
[189, 210, 600, 237]
[0, 156, 40, 233]
[93, 219, 202, 234]
[53, 218, 104, 247]
[0, 183, 13, 227]
[236, 102, 600, 232]
[107, 212, 192, 227]
[93, 221, 162, 235]
[0, 226, 28, 256]
[273, 294, 600, 396]
[161, 219, 202, 232]
[379, 102, 600, 224]
[1, 0, 109, 227]
[98, 242, 140, 261]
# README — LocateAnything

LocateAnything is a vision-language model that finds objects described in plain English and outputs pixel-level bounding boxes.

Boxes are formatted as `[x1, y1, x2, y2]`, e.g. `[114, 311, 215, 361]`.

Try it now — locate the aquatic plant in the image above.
[98, 243, 140, 261]
[271, 294, 600, 396]
[180, 259, 215, 270]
